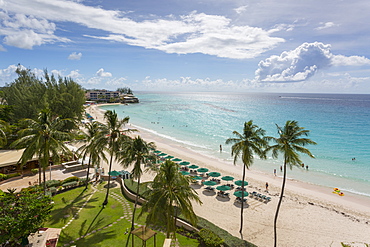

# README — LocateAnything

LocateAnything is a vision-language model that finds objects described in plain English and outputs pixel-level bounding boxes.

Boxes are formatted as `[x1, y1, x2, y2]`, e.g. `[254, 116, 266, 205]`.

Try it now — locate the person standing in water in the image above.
[220, 144, 222, 152]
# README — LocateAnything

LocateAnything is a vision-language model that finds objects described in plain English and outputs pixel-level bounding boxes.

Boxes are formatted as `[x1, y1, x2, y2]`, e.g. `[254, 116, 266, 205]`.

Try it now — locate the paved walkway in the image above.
[0, 168, 90, 192]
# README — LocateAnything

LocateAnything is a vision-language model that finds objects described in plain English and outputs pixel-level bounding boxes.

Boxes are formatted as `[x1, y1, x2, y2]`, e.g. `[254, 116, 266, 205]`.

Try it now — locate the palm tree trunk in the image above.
[239, 164, 246, 234]
[103, 150, 114, 206]
[85, 153, 92, 190]
[274, 160, 287, 247]
[131, 177, 141, 231]
[38, 164, 42, 187]
[42, 166, 46, 194]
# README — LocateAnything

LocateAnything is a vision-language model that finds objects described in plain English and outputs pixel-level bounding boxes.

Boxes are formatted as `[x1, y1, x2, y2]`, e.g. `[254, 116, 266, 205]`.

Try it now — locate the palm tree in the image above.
[118, 135, 156, 232]
[11, 109, 73, 193]
[77, 121, 107, 190]
[265, 120, 316, 247]
[141, 160, 202, 239]
[0, 120, 8, 148]
[95, 110, 134, 206]
[225, 120, 268, 234]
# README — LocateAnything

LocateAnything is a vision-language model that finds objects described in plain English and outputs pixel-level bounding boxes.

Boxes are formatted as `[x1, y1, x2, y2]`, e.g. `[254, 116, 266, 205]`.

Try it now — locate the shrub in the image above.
[31, 168, 39, 175]
[45, 180, 61, 188]
[0, 173, 8, 181]
[197, 217, 257, 247]
[197, 228, 224, 247]
[61, 176, 79, 185]
[7, 173, 21, 179]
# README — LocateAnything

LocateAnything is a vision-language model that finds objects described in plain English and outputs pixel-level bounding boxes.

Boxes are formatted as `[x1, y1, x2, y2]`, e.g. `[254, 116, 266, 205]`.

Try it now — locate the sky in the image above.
[1, 0, 370, 93]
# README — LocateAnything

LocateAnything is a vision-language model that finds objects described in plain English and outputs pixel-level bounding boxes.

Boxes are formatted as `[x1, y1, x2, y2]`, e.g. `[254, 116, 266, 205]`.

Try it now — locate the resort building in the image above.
[85, 89, 139, 103]
[85, 90, 120, 102]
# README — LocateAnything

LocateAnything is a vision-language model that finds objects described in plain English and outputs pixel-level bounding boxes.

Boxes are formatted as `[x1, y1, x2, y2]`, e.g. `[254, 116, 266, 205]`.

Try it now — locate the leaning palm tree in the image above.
[95, 110, 134, 206]
[11, 109, 73, 193]
[265, 120, 316, 247]
[77, 121, 107, 190]
[225, 120, 268, 234]
[141, 160, 202, 239]
[118, 135, 156, 232]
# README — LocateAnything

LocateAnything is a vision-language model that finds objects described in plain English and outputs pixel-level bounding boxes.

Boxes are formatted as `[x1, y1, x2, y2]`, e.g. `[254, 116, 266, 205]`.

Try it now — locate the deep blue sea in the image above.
[100, 92, 370, 197]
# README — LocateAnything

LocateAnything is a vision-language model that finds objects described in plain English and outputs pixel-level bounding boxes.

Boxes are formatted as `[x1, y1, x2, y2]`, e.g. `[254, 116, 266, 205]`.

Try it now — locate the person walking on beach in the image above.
[265, 182, 269, 191]
[274, 169, 276, 176]
[280, 166, 282, 172]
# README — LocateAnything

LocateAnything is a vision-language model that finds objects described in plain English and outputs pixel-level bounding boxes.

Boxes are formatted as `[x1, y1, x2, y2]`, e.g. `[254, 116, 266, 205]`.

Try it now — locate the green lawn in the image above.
[45, 184, 199, 247]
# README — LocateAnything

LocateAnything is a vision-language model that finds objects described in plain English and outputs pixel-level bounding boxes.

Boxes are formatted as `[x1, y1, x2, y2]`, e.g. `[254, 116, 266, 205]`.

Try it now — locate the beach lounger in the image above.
[252, 191, 257, 197]
[265, 197, 271, 202]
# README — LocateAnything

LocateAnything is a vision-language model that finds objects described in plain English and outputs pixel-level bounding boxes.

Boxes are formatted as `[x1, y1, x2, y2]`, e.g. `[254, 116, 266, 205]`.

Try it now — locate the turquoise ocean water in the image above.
[100, 92, 370, 197]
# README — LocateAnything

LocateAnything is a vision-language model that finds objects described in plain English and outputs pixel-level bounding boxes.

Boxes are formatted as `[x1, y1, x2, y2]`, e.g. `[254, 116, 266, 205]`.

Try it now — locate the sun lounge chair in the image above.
[261, 195, 267, 200]
[265, 197, 271, 202]
[252, 191, 257, 197]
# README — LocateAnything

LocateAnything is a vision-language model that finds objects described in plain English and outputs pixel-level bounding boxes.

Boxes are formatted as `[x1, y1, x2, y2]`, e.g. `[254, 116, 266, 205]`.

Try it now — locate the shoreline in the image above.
[88, 104, 370, 246]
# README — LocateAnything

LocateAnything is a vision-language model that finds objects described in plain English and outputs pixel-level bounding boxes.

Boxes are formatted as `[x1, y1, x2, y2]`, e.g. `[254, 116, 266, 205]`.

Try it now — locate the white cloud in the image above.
[68, 52, 82, 60]
[331, 55, 370, 66]
[0, 1, 284, 59]
[315, 22, 337, 30]
[234, 5, 248, 14]
[96, 68, 112, 77]
[0, 12, 70, 49]
[0, 64, 23, 83]
[0, 44, 6, 51]
[255, 42, 370, 82]
[68, 70, 82, 78]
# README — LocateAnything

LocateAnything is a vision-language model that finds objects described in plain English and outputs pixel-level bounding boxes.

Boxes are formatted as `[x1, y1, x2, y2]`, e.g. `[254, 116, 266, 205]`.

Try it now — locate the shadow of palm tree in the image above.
[49, 190, 98, 225]
[84, 207, 104, 234]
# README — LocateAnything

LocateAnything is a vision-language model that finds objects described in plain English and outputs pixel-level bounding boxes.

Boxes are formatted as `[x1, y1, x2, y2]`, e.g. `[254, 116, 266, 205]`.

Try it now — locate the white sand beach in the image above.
[87, 104, 370, 247]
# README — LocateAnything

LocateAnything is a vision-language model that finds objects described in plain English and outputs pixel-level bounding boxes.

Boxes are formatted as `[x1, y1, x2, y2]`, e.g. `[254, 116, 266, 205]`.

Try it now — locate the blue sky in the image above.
[1, 0, 370, 93]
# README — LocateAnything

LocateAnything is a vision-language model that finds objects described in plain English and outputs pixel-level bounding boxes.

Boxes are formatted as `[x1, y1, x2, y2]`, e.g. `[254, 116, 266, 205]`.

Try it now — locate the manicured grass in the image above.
[45, 183, 199, 247]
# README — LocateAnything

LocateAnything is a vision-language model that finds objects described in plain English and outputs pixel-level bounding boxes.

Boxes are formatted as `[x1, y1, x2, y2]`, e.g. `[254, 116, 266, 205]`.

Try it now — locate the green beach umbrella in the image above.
[197, 168, 209, 173]
[234, 180, 249, 186]
[221, 176, 234, 181]
[233, 191, 249, 198]
[180, 171, 190, 175]
[191, 176, 203, 180]
[188, 165, 199, 169]
[156, 160, 164, 164]
[108, 170, 120, 176]
[179, 161, 190, 166]
[164, 155, 174, 159]
[153, 150, 162, 153]
[158, 153, 167, 156]
[216, 185, 231, 191]
[172, 158, 182, 162]
[208, 172, 221, 177]
[203, 180, 217, 186]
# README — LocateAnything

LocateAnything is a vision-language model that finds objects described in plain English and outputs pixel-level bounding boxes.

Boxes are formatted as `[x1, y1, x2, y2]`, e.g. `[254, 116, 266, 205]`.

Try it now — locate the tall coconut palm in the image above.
[225, 120, 268, 234]
[118, 135, 157, 232]
[265, 120, 316, 247]
[141, 159, 202, 239]
[11, 109, 73, 193]
[77, 121, 107, 190]
[95, 110, 134, 206]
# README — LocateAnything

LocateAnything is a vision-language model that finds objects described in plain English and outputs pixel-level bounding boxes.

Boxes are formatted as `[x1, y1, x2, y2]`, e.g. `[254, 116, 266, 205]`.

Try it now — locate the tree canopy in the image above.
[2, 67, 86, 123]
[0, 188, 53, 246]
